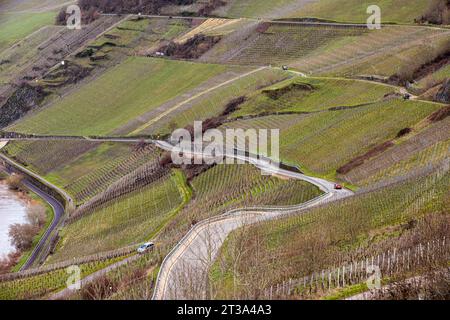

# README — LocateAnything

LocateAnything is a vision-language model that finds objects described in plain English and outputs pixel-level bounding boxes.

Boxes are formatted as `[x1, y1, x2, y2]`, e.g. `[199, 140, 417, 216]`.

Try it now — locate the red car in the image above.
[334, 184, 343, 190]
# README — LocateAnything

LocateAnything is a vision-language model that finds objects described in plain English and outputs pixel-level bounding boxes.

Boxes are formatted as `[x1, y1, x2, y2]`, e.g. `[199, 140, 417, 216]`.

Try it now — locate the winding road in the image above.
[18, 181, 64, 270]
[151, 140, 353, 300]
[0, 151, 68, 270]
[2, 136, 353, 299]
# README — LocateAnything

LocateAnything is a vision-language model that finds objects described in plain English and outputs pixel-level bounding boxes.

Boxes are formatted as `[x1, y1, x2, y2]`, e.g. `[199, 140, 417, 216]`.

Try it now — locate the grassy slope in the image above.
[223, 0, 306, 18]
[0, 256, 125, 300]
[0, 25, 61, 84]
[327, 32, 450, 78]
[416, 63, 450, 90]
[224, 99, 440, 177]
[290, 0, 429, 23]
[0, 12, 55, 51]
[141, 68, 289, 136]
[210, 168, 449, 299]
[11, 57, 230, 135]
[218, 0, 428, 23]
[233, 77, 395, 116]
[0, 0, 69, 12]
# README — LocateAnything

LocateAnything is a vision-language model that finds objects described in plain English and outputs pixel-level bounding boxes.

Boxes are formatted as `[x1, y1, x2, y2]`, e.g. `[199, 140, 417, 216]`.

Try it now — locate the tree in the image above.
[27, 206, 47, 227]
[8, 223, 38, 251]
[6, 174, 24, 191]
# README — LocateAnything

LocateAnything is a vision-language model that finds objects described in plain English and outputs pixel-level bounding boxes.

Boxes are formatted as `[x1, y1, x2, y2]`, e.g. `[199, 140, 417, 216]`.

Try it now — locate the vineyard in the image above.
[232, 77, 395, 117]
[0, 25, 61, 84]
[0, 256, 126, 300]
[0, 0, 448, 301]
[286, 0, 430, 24]
[222, 98, 440, 177]
[209, 166, 449, 299]
[174, 18, 245, 44]
[48, 170, 185, 262]
[69, 251, 159, 300]
[214, 0, 431, 23]
[0, 11, 55, 51]
[325, 30, 450, 78]
[3, 141, 163, 205]
[0, 15, 123, 102]
[140, 67, 289, 136]
[201, 23, 367, 66]
[9, 57, 230, 136]
[341, 117, 450, 187]
[1, 140, 100, 175]
[155, 163, 322, 256]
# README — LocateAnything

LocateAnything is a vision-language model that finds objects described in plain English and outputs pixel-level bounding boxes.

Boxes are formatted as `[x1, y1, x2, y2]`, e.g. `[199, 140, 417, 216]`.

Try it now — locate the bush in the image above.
[0, 251, 20, 274]
[6, 174, 24, 191]
[8, 223, 38, 251]
[391, 40, 450, 84]
[418, 0, 450, 25]
[27, 206, 47, 228]
[80, 275, 117, 300]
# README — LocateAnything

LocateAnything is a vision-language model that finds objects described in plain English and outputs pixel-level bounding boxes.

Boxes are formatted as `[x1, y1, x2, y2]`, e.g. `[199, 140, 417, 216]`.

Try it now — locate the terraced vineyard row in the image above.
[210, 166, 449, 299]
[204, 23, 366, 66]
[342, 118, 450, 186]
[2, 140, 99, 174]
[156, 163, 322, 257]
[223, 98, 440, 176]
[141, 67, 289, 136]
[232, 77, 395, 116]
[315, 28, 450, 77]
[60, 144, 160, 204]
[49, 171, 184, 263]
[0, 256, 126, 300]
[69, 159, 170, 222]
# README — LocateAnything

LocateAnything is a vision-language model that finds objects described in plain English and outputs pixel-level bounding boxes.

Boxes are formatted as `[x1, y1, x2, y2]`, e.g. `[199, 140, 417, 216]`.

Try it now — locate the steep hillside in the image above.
[210, 166, 449, 299]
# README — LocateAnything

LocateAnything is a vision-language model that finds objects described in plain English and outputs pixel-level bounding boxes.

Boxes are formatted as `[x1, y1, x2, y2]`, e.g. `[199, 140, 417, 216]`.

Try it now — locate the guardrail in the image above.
[0, 153, 74, 211]
[152, 192, 332, 299]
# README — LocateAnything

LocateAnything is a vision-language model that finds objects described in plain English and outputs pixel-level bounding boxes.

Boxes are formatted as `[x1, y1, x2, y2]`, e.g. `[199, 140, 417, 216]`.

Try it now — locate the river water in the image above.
[0, 182, 27, 258]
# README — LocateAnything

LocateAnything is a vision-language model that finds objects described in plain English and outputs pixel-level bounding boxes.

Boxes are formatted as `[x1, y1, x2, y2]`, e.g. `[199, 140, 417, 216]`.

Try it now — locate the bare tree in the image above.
[6, 174, 24, 191]
[8, 223, 38, 251]
[27, 205, 46, 227]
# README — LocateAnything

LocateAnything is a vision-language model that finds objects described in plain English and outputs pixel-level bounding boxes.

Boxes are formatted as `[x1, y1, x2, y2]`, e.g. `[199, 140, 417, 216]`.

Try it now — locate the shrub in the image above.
[80, 275, 117, 300]
[27, 206, 47, 228]
[6, 174, 24, 191]
[8, 223, 38, 251]
[418, 0, 450, 25]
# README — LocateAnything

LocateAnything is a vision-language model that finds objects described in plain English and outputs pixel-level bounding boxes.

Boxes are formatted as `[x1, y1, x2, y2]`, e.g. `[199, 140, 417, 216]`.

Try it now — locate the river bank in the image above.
[0, 180, 27, 258]
[0, 173, 53, 271]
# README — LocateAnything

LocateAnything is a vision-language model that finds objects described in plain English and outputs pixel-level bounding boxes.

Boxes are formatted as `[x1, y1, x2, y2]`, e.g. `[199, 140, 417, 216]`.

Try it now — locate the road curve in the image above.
[0, 152, 70, 270]
[19, 181, 65, 270]
[1, 137, 352, 299]
[152, 141, 353, 300]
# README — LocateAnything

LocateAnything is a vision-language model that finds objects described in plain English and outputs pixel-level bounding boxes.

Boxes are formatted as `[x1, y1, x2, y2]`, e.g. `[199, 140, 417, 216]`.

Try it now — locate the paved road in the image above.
[19, 181, 65, 270]
[0, 152, 71, 270]
[9, 137, 352, 299]
[152, 141, 353, 300]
